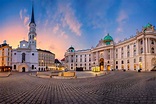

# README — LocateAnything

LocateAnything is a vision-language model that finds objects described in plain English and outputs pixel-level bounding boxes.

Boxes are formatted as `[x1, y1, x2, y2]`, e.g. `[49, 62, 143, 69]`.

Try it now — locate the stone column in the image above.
[145, 38, 148, 53]
[96, 51, 99, 66]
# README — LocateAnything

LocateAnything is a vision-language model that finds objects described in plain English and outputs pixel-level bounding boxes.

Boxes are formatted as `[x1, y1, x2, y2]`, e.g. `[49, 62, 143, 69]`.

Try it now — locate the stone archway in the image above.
[99, 58, 104, 71]
[18, 63, 29, 72]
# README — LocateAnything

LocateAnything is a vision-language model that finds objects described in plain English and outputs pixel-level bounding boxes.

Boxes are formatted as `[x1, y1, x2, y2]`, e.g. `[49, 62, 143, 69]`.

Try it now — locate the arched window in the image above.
[22, 53, 26, 63]
[121, 60, 124, 64]
[29, 35, 31, 40]
[151, 47, 155, 53]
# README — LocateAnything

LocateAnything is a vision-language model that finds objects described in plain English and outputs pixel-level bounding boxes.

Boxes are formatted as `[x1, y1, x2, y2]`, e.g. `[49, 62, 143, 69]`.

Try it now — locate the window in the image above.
[151, 47, 154, 53]
[14, 53, 16, 55]
[134, 59, 136, 63]
[134, 50, 136, 56]
[151, 40, 154, 44]
[14, 65, 16, 69]
[76, 64, 77, 66]
[22, 53, 26, 63]
[121, 47, 123, 51]
[116, 54, 118, 58]
[32, 53, 34, 56]
[80, 64, 82, 66]
[32, 65, 34, 69]
[71, 67, 73, 69]
[139, 57, 142, 62]
[127, 51, 130, 57]
[121, 60, 124, 64]
[85, 58, 86, 62]
[108, 61, 109, 64]
[141, 48, 143, 54]
[134, 43, 136, 47]
[76, 55, 78, 57]
[127, 60, 129, 63]
[140, 40, 143, 45]
[116, 61, 118, 64]
[127, 45, 129, 49]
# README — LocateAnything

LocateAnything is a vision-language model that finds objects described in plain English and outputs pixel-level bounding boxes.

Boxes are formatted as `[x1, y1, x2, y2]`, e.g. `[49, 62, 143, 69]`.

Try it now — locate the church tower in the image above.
[28, 4, 37, 50]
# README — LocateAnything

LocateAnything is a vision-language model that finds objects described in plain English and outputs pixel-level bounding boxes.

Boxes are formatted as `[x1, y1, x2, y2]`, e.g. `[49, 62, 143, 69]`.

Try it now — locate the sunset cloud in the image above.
[58, 3, 82, 36]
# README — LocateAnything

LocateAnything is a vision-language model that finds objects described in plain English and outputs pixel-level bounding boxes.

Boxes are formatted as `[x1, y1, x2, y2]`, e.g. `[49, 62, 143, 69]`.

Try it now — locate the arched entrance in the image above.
[22, 67, 25, 72]
[99, 58, 104, 71]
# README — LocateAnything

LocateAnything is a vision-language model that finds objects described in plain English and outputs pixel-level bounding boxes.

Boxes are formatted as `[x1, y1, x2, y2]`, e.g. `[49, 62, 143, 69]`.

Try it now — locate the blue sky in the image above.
[0, 0, 156, 59]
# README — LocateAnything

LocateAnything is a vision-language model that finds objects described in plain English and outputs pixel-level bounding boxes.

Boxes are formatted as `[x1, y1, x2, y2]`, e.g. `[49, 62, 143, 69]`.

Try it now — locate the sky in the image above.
[0, 0, 156, 59]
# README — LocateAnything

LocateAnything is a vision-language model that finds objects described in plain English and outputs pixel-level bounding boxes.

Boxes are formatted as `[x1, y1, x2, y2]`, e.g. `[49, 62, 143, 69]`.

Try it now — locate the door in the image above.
[22, 67, 25, 72]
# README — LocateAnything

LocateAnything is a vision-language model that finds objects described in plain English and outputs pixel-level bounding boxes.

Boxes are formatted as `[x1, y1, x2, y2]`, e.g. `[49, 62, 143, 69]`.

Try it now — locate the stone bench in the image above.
[36, 72, 52, 78]
[62, 72, 76, 77]
[0, 72, 11, 77]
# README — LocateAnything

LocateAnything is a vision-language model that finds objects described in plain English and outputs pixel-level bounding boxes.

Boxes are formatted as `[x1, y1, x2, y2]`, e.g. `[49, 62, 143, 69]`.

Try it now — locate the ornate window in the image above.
[121, 60, 124, 64]
[127, 51, 130, 57]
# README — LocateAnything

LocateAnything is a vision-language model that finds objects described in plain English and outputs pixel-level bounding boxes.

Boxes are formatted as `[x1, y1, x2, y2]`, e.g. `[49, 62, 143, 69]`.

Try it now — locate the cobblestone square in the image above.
[0, 71, 155, 104]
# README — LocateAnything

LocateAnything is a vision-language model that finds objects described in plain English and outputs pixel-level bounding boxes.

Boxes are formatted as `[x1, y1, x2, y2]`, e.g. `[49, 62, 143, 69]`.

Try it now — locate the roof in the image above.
[29, 4, 36, 25]
[61, 58, 65, 61]
[0, 43, 11, 48]
[69, 46, 74, 50]
[37, 49, 54, 54]
[104, 33, 113, 42]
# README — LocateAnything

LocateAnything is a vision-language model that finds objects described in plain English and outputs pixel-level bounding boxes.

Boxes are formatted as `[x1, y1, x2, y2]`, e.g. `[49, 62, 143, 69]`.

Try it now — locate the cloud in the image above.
[24, 16, 29, 25]
[117, 10, 128, 23]
[58, 3, 82, 36]
[116, 10, 128, 33]
[19, 9, 29, 28]
[20, 10, 23, 19]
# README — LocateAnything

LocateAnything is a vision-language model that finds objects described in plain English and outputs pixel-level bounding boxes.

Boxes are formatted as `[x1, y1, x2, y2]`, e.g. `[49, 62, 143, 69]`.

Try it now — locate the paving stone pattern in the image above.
[0, 71, 155, 104]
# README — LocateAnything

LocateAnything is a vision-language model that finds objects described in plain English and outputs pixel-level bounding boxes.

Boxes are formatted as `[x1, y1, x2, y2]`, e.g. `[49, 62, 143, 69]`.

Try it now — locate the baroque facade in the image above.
[65, 23, 156, 71]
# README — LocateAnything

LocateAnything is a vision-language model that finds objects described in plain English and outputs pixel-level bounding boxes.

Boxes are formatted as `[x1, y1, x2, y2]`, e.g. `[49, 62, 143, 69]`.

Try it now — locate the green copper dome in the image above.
[103, 33, 113, 45]
[144, 23, 152, 28]
[104, 33, 113, 42]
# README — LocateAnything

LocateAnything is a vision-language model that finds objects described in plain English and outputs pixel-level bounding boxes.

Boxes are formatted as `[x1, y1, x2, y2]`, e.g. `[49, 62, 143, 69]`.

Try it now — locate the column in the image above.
[145, 38, 148, 53]
[96, 51, 99, 66]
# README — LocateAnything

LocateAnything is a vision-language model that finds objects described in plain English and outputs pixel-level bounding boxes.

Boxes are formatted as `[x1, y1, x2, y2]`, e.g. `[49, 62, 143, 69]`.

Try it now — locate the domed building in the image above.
[65, 24, 156, 72]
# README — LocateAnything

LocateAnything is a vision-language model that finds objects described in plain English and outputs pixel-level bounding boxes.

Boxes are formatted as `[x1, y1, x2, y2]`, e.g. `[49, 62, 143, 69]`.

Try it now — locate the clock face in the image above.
[23, 44, 25, 46]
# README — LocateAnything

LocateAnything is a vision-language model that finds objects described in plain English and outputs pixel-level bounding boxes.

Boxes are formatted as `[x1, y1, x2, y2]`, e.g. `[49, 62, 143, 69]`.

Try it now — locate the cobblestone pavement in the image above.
[0, 71, 155, 104]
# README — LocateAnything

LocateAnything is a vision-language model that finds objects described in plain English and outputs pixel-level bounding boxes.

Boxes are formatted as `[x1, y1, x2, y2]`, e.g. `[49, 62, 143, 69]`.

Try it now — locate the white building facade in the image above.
[65, 23, 156, 71]
[12, 6, 38, 72]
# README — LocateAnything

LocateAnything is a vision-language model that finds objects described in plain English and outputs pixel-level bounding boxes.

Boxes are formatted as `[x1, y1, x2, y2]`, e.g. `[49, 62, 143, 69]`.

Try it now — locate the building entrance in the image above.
[22, 67, 25, 72]
[99, 58, 104, 71]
